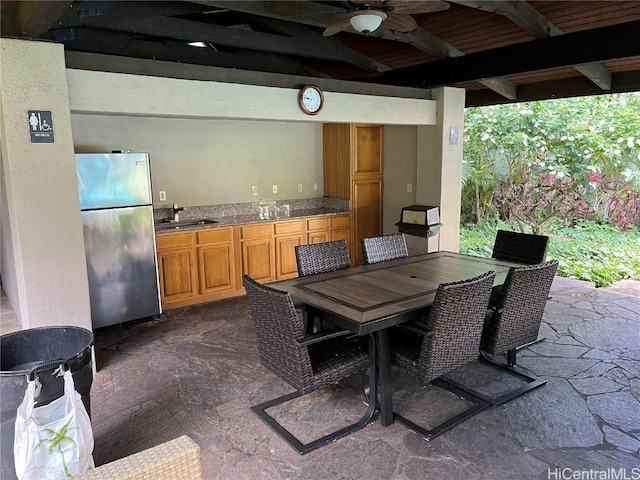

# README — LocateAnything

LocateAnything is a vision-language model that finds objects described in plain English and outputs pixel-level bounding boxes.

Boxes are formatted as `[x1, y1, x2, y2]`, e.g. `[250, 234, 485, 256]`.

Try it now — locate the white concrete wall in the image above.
[71, 116, 324, 206]
[383, 126, 417, 234]
[416, 87, 466, 252]
[0, 38, 91, 329]
[66, 70, 436, 126]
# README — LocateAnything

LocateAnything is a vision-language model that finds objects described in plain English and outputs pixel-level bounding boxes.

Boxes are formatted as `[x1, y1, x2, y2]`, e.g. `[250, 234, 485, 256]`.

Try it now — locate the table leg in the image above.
[376, 329, 394, 426]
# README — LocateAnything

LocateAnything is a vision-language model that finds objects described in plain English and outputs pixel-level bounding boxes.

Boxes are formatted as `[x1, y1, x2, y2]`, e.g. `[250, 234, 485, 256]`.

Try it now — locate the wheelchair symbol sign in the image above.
[28, 110, 54, 143]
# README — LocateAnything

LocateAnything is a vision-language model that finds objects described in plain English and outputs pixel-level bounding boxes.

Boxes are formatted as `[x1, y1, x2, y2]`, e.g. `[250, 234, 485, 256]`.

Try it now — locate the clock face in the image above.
[299, 86, 324, 115]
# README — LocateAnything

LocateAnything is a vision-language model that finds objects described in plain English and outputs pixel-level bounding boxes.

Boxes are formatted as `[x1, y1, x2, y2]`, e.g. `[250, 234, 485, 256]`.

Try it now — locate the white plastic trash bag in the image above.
[14, 368, 94, 479]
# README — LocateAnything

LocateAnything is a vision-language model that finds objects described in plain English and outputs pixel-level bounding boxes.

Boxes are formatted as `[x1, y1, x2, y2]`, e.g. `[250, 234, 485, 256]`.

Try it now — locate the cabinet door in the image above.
[199, 243, 235, 294]
[276, 235, 302, 280]
[353, 179, 383, 265]
[157, 247, 198, 304]
[353, 125, 383, 176]
[308, 231, 329, 244]
[241, 237, 275, 283]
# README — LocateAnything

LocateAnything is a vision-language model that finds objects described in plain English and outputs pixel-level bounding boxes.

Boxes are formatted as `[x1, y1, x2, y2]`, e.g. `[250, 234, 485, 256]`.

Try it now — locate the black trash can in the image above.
[0, 326, 94, 480]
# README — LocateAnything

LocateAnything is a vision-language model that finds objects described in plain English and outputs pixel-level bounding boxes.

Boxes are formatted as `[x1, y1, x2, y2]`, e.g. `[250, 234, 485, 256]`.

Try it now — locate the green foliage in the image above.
[459, 221, 640, 287]
[463, 94, 640, 233]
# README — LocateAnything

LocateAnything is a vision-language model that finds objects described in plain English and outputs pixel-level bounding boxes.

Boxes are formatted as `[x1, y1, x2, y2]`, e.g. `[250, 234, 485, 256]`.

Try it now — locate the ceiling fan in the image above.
[322, 0, 451, 37]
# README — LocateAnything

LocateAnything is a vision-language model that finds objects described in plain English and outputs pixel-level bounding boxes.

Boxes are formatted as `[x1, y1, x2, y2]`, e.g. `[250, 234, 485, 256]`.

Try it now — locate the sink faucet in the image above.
[172, 203, 185, 222]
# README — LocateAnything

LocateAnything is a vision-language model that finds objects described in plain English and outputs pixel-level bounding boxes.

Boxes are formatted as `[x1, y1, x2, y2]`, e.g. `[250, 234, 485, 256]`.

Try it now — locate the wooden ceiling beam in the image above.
[374, 20, 640, 88]
[195, 0, 517, 99]
[69, 15, 387, 73]
[16, 1, 72, 36]
[57, 1, 210, 28]
[58, 27, 327, 77]
[466, 71, 640, 108]
[452, 0, 612, 90]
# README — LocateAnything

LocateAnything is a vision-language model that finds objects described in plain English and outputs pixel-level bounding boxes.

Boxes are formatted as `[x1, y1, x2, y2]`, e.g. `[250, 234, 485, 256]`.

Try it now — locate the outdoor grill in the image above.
[396, 205, 441, 238]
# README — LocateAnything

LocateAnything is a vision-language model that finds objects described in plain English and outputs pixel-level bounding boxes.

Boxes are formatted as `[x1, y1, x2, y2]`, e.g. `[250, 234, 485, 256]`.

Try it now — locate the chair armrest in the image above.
[298, 329, 352, 346]
[399, 322, 433, 337]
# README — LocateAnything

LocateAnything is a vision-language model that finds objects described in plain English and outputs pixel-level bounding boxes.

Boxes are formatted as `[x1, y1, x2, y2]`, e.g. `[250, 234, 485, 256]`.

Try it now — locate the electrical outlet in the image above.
[251, 186, 258, 196]
[297, 183, 303, 193]
[407, 183, 412, 193]
[159, 191, 166, 201]
[313, 183, 318, 192]
[272, 185, 278, 194]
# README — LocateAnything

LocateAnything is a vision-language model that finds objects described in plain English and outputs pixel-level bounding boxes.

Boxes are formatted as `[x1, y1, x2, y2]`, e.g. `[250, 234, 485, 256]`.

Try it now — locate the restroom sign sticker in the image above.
[28, 110, 54, 143]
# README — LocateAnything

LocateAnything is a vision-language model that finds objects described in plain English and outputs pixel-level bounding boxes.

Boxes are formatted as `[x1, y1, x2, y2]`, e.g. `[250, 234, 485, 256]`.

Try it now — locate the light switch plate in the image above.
[251, 186, 258, 196]
[449, 126, 459, 145]
[272, 185, 278, 194]
[159, 191, 166, 201]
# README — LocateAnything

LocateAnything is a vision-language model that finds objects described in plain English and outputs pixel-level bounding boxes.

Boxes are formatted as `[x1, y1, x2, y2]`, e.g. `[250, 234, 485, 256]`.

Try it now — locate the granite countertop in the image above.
[155, 208, 350, 234]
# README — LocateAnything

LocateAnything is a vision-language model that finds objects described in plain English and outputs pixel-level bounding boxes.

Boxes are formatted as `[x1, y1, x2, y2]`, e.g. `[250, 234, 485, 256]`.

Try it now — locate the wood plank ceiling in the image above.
[2, 0, 640, 106]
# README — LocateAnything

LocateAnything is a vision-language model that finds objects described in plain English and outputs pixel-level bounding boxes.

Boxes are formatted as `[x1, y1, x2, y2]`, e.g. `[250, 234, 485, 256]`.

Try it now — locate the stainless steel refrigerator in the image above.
[76, 152, 162, 329]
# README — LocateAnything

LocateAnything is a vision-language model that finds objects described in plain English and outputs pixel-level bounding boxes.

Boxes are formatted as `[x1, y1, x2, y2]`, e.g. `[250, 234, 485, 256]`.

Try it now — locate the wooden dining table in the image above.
[269, 251, 521, 427]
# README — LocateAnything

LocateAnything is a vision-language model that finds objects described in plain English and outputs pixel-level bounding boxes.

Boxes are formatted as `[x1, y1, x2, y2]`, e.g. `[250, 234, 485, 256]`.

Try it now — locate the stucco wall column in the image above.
[415, 87, 465, 252]
[0, 38, 91, 329]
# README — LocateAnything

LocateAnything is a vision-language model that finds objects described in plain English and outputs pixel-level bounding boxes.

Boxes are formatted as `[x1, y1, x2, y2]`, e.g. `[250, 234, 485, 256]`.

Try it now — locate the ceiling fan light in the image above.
[350, 11, 387, 34]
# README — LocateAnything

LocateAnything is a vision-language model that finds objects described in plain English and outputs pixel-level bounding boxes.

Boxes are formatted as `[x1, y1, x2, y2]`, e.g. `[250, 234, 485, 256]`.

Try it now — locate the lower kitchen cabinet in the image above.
[156, 233, 198, 306]
[157, 214, 351, 309]
[197, 228, 236, 295]
[241, 237, 275, 283]
[157, 227, 240, 309]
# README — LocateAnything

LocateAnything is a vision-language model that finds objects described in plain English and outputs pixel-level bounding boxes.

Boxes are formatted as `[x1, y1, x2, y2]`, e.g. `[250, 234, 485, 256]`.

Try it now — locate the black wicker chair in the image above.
[242, 274, 376, 454]
[362, 233, 408, 265]
[491, 229, 549, 265]
[294, 240, 351, 333]
[473, 260, 559, 405]
[295, 239, 351, 276]
[389, 271, 496, 441]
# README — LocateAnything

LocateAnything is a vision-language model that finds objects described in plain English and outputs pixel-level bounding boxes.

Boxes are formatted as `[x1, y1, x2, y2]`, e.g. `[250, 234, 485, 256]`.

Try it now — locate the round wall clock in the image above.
[299, 85, 324, 115]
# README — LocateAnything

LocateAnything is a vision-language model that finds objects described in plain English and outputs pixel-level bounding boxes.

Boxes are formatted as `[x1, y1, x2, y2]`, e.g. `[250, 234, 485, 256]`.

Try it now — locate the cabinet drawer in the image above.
[275, 220, 303, 236]
[331, 215, 351, 228]
[197, 228, 233, 244]
[240, 224, 273, 239]
[307, 218, 329, 231]
[156, 232, 196, 249]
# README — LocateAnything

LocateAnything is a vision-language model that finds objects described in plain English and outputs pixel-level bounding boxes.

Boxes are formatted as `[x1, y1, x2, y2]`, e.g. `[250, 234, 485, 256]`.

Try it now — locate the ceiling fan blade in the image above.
[382, 12, 418, 32]
[351, 0, 386, 7]
[323, 17, 353, 37]
[386, 0, 451, 14]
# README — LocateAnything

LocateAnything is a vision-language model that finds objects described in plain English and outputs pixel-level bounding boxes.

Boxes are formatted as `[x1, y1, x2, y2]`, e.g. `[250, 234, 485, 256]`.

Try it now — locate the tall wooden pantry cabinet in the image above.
[323, 124, 383, 265]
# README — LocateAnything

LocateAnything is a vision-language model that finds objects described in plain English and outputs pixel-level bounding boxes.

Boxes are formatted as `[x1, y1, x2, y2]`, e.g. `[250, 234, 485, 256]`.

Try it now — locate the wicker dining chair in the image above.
[242, 275, 376, 454]
[389, 271, 496, 441]
[295, 240, 351, 276]
[294, 240, 351, 333]
[362, 233, 408, 265]
[491, 229, 549, 265]
[475, 259, 559, 405]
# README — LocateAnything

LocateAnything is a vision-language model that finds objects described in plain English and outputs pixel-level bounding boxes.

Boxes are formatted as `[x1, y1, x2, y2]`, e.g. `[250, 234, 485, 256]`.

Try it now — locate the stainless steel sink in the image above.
[155, 219, 218, 230]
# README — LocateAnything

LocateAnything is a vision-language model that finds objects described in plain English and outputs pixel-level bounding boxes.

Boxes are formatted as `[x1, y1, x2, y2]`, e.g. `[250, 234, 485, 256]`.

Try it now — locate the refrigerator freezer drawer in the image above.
[82, 205, 161, 328]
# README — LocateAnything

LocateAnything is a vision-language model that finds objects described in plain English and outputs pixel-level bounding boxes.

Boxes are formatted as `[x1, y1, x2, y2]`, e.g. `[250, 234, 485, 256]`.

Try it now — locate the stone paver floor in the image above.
[2, 276, 639, 478]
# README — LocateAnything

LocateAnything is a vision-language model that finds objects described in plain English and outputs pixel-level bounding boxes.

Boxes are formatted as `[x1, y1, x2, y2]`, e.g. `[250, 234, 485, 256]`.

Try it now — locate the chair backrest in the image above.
[491, 229, 549, 265]
[242, 275, 315, 392]
[482, 260, 559, 355]
[361, 233, 408, 265]
[418, 271, 496, 381]
[295, 240, 351, 277]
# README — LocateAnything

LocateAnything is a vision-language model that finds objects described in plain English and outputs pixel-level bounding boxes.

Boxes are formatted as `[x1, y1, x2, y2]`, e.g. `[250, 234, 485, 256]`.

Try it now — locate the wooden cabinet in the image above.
[240, 224, 275, 283]
[157, 214, 351, 309]
[197, 229, 236, 295]
[323, 123, 383, 264]
[274, 220, 303, 280]
[306, 218, 330, 244]
[156, 232, 198, 306]
[157, 227, 239, 309]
